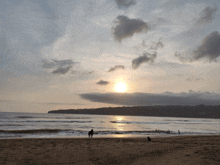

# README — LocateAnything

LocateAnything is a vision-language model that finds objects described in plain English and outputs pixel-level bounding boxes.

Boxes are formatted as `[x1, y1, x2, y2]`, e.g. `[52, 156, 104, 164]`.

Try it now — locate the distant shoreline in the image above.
[48, 105, 220, 119]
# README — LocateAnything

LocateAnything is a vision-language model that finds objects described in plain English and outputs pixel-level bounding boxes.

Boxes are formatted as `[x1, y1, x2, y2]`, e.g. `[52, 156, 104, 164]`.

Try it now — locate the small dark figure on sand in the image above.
[178, 130, 180, 134]
[147, 136, 151, 141]
[88, 129, 94, 138]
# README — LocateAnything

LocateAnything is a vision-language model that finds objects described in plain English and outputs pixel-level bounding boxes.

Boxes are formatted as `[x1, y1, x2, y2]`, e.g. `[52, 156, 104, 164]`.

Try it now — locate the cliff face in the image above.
[48, 105, 220, 119]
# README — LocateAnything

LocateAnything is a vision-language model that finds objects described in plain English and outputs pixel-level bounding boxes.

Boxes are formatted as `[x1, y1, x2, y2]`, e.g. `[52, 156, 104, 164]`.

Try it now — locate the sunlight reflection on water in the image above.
[111, 116, 126, 131]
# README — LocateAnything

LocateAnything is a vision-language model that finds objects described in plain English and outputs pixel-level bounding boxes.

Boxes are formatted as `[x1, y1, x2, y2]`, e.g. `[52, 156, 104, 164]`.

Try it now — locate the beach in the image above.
[1, 135, 220, 165]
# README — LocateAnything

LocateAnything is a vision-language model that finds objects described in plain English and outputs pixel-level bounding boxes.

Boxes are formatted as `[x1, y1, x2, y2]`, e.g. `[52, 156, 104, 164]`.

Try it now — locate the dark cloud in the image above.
[132, 52, 157, 69]
[174, 52, 189, 63]
[114, 0, 136, 9]
[108, 65, 125, 72]
[42, 59, 74, 69]
[150, 41, 164, 50]
[42, 59, 76, 74]
[197, 6, 218, 24]
[52, 66, 72, 74]
[112, 15, 149, 42]
[79, 91, 220, 106]
[89, 71, 94, 74]
[72, 70, 94, 75]
[96, 80, 109, 85]
[193, 31, 220, 62]
[175, 31, 220, 62]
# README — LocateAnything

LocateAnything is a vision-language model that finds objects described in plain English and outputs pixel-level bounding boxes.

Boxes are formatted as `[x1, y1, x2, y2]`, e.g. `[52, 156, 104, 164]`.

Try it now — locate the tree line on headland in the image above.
[48, 105, 220, 119]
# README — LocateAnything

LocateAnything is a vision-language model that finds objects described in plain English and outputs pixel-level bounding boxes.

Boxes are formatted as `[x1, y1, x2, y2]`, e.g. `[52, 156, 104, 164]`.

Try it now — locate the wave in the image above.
[0, 124, 24, 126]
[173, 122, 204, 125]
[17, 116, 36, 119]
[17, 120, 92, 123]
[0, 129, 175, 135]
[2, 129, 216, 137]
[110, 121, 169, 124]
[55, 117, 91, 120]
[16, 116, 91, 120]
[95, 129, 174, 135]
[0, 129, 71, 134]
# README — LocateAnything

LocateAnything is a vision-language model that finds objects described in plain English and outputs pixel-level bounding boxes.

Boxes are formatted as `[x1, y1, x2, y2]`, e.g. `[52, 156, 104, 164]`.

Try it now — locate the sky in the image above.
[1, 0, 220, 113]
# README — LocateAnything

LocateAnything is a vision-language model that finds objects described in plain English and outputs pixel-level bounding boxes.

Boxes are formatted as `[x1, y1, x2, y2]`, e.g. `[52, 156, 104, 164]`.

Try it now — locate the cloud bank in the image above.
[108, 65, 125, 72]
[96, 80, 109, 85]
[112, 15, 149, 42]
[80, 91, 220, 106]
[132, 52, 157, 69]
[114, 0, 136, 9]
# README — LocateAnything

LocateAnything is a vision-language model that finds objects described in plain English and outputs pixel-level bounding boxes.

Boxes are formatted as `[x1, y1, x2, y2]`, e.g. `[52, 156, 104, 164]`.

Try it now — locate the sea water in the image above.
[0, 112, 220, 138]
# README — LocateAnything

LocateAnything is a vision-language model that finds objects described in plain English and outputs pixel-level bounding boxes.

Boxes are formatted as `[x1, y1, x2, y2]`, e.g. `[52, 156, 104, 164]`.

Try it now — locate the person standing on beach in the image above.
[88, 129, 94, 138]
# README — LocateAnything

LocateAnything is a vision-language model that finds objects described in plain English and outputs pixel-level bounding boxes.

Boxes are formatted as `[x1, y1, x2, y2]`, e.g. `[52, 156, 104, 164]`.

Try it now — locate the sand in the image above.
[1, 135, 220, 165]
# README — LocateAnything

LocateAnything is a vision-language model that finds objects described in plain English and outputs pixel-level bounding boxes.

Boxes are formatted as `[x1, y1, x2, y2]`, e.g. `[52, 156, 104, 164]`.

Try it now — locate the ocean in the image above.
[0, 112, 220, 139]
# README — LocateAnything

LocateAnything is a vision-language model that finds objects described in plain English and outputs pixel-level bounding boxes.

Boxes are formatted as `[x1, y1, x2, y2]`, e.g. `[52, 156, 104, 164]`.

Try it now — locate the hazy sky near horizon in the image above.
[1, 0, 220, 113]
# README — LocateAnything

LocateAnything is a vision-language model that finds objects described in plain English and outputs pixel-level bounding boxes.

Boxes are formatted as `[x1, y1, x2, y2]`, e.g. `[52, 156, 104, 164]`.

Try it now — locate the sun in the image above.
[115, 82, 126, 92]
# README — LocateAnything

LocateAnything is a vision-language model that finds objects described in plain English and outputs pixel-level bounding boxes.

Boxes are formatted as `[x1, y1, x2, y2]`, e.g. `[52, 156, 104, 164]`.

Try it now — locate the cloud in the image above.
[72, 70, 94, 75]
[79, 91, 220, 106]
[197, 6, 218, 24]
[0, 1, 64, 75]
[193, 31, 220, 62]
[0, 37, 7, 55]
[42, 59, 74, 69]
[108, 65, 125, 72]
[175, 31, 220, 62]
[52, 66, 72, 74]
[150, 40, 164, 50]
[42, 59, 76, 74]
[174, 52, 189, 63]
[132, 52, 157, 69]
[114, 0, 136, 9]
[112, 15, 149, 42]
[0, 99, 83, 105]
[71, 70, 94, 81]
[96, 80, 109, 85]
[186, 77, 204, 82]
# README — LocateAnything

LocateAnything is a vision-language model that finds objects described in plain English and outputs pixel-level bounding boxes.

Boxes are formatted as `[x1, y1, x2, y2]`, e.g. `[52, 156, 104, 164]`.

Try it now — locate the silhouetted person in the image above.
[88, 129, 94, 138]
[178, 130, 180, 134]
[147, 136, 151, 141]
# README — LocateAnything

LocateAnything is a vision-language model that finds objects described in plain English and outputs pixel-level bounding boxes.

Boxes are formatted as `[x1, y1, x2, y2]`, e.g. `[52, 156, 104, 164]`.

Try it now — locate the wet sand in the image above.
[1, 135, 220, 165]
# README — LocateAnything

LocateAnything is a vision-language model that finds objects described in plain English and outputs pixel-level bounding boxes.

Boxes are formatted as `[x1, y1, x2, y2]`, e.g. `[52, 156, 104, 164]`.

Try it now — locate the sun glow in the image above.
[115, 82, 126, 92]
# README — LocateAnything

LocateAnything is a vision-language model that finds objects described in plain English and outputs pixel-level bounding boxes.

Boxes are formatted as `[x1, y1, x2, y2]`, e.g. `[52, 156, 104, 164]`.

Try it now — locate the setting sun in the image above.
[115, 82, 126, 92]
